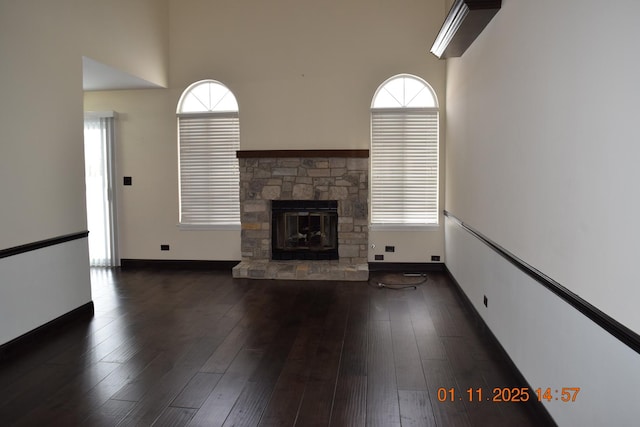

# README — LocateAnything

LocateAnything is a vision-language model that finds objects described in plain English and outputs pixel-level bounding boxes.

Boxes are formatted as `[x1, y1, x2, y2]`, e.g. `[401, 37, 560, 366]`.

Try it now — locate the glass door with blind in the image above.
[84, 112, 119, 267]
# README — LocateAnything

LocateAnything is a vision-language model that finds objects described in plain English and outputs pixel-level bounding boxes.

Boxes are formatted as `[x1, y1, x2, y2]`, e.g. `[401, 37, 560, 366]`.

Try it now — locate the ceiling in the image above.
[82, 57, 163, 91]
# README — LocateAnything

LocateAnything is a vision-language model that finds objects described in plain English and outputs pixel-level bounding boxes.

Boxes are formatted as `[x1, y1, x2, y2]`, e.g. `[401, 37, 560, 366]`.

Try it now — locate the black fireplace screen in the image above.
[271, 200, 338, 260]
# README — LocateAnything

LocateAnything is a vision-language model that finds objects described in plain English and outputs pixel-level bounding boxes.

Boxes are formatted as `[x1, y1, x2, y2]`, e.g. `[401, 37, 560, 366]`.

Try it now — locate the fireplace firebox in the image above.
[271, 200, 338, 260]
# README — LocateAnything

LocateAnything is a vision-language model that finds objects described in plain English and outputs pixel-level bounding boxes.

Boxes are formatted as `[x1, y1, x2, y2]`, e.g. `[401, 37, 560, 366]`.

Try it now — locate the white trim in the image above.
[84, 111, 117, 119]
[370, 107, 439, 113]
[369, 223, 440, 231]
[371, 74, 439, 109]
[176, 79, 239, 114]
[178, 223, 241, 231]
[176, 111, 239, 119]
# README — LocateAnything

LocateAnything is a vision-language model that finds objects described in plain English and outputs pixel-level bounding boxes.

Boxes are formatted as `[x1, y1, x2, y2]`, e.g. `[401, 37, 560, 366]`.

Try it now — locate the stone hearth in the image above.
[232, 151, 369, 281]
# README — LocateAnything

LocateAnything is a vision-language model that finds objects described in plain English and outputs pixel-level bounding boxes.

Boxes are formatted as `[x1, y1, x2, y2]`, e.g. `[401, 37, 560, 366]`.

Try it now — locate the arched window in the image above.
[370, 74, 439, 227]
[177, 80, 240, 227]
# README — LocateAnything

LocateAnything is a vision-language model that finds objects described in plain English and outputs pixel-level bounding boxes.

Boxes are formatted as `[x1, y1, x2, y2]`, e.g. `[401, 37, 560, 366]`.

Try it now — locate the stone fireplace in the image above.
[232, 150, 369, 281]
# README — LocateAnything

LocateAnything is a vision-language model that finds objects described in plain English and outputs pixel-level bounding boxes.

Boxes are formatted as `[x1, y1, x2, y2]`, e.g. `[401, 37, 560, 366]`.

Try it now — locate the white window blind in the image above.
[371, 108, 439, 226]
[177, 80, 241, 228]
[370, 74, 439, 228]
[178, 113, 240, 226]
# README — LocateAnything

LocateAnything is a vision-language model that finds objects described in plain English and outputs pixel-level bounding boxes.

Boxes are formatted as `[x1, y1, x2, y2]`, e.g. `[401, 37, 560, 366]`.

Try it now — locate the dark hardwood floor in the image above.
[0, 268, 553, 426]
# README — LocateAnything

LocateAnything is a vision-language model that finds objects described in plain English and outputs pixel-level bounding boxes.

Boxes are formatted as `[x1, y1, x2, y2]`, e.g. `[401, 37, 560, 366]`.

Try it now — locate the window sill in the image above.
[177, 223, 240, 231]
[369, 224, 440, 232]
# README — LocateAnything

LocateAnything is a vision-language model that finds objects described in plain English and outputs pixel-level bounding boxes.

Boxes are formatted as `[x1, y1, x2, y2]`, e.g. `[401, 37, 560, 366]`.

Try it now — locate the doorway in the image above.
[84, 112, 119, 267]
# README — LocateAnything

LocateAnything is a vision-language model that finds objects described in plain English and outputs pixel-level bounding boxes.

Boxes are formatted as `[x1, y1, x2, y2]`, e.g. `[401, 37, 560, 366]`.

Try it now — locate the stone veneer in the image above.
[232, 155, 369, 281]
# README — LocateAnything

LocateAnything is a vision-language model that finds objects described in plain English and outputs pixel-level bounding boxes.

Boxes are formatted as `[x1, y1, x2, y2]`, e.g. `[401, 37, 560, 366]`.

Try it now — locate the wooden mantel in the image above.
[236, 149, 369, 159]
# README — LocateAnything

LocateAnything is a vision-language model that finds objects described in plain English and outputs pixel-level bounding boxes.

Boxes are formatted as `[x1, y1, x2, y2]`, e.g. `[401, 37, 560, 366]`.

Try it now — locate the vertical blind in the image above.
[371, 108, 439, 226]
[178, 113, 240, 226]
[84, 115, 118, 266]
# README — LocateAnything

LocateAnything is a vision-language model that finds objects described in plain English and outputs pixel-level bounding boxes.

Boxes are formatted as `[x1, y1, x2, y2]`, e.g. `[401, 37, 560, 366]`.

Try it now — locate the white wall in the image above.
[0, 1, 86, 249]
[0, 0, 169, 345]
[79, 0, 169, 88]
[368, 229, 443, 263]
[86, 0, 448, 262]
[169, 0, 444, 151]
[446, 219, 640, 426]
[0, 239, 92, 345]
[445, 0, 640, 424]
[446, 0, 640, 333]
[84, 89, 241, 260]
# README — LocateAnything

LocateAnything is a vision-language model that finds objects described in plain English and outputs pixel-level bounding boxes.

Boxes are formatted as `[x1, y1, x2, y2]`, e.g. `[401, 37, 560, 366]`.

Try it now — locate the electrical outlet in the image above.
[483, 295, 488, 307]
[385, 246, 395, 252]
[161, 244, 170, 251]
[431, 255, 440, 261]
[375, 254, 384, 261]
[123, 176, 132, 186]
